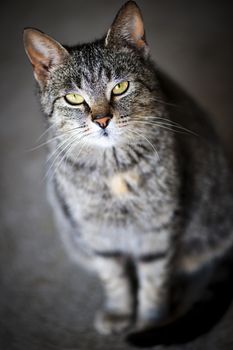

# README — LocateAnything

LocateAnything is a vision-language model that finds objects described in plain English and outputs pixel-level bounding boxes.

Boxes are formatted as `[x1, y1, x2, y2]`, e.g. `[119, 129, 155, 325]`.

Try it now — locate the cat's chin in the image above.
[88, 130, 119, 149]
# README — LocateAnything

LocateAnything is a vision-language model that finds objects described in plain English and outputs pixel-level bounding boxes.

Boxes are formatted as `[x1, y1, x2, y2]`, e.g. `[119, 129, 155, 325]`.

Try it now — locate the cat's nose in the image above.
[92, 114, 113, 129]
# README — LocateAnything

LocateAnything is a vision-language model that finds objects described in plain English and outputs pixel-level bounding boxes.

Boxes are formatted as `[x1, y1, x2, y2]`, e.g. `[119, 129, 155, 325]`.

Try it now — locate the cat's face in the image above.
[45, 44, 159, 150]
[24, 1, 163, 154]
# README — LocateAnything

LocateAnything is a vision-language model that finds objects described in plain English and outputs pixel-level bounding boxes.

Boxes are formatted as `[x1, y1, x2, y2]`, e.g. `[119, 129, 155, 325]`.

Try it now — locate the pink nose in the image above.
[93, 115, 112, 129]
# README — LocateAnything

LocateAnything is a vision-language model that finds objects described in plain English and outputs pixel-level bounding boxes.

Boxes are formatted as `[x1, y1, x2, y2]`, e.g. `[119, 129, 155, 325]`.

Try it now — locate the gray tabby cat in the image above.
[23, 1, 233, 335]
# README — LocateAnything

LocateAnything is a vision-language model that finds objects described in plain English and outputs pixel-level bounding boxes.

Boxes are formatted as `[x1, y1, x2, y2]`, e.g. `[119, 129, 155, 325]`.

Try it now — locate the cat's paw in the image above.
[94, 310, 133, 335]
[136, 305, 169, 331]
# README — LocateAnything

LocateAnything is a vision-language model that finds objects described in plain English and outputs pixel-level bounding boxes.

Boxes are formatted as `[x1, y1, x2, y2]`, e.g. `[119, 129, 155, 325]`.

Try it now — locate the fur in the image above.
[23, 1, 233, 335]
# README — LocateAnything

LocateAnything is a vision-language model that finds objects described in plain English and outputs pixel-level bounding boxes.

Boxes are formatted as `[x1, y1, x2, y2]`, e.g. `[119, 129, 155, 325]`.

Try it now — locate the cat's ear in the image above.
[23, 28, 69, 88]
[105, 1, 149, 55]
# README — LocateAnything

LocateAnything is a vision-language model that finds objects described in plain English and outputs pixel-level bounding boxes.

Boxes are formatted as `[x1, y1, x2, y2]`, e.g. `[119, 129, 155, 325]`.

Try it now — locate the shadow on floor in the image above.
[127, 256, 233, 348]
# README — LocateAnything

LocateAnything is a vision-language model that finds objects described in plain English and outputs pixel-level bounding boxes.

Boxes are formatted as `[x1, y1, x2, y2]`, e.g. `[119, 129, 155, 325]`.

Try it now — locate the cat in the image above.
[23, 0, 233, 335]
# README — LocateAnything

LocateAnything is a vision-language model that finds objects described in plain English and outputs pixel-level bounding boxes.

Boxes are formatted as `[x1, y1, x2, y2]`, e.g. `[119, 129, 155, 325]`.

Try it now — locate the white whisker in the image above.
[53, 137, 86, 177]
[26, 134, 64, 152]
[131, 116, 198, 137]
[36, 123, 57, 143]
[131, 120, 195, 136]
[45, 132, 82, 166]
[125, 127, 160, 161]
[43, 135, 78, 183]
[26, 125, 88, 152]
[53, 131, 96, 178]
[44, 131, 88, 182]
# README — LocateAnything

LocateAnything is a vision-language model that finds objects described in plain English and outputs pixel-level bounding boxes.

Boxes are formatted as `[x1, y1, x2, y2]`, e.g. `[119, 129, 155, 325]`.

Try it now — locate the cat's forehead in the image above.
[67, 41, 139, 90]
[48, 40, 148, 101]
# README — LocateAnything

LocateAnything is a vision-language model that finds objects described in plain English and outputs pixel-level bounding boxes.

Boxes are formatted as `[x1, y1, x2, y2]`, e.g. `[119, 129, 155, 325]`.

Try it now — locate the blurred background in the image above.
[0, 1, 233, 349]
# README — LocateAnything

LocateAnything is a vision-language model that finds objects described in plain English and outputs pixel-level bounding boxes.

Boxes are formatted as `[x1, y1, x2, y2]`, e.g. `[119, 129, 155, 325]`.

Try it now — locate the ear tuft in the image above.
[23, 28, 69, 88]
[105, 1, 149, 55]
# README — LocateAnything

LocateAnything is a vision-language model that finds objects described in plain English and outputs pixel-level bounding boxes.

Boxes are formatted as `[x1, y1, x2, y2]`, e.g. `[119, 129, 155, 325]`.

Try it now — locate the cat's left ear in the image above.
[105, 1, 149, 56]
[23, 28, 70, 88]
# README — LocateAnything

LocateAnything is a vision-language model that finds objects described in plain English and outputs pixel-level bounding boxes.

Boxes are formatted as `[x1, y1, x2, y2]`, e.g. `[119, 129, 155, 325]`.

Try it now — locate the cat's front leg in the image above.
[94, 254, 134, 335]
[136, 253, 170, 330]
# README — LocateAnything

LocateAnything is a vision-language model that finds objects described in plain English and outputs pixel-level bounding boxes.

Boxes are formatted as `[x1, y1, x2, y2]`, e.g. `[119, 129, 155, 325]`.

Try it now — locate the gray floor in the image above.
[1, 1, 233, 349]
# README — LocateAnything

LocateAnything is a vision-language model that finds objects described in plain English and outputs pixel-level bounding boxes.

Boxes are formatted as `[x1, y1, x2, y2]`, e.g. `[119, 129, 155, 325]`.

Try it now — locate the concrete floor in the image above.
[1, 1, 233, 349]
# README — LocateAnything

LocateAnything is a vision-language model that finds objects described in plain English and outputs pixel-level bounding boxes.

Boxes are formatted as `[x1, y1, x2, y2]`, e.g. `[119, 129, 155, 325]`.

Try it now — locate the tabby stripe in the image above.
[94, 250, 123, 258]
[82, 71, 91, 84]
[126, 149, 140, 165]
[104, 66, 112, 81]
[112, 147, 120, 168]
[94, 250, 167, 263]
[125, 180, 136, 194]
[152, 221, 173, 232]
[53, 178, 76, 227]
[97, 66, 103, 80]
[138, 144, 150, 153]
[138, 251, 167, 263]
[132, 148, 145, 160]
[65, 156, 97, 172]
[47, 97, 58, 118]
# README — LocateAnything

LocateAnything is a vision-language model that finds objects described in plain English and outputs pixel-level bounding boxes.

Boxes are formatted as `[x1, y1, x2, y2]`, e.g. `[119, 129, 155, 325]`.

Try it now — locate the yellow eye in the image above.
[65, 93, 84, 105]
[112, 81, 129, 96]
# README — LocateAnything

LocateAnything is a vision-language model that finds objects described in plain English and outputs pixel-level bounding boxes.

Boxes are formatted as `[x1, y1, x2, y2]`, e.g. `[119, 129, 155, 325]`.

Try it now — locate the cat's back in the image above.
[157, 70, 233, 270]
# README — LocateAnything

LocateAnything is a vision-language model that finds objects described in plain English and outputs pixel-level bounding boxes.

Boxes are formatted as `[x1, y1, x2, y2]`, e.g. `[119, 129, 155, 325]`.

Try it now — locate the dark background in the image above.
[0, 1, 233, 349]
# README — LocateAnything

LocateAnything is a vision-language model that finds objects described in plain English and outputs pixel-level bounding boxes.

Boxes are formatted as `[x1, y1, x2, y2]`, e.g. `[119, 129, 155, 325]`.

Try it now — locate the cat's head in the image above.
[23, 1, 164, 152]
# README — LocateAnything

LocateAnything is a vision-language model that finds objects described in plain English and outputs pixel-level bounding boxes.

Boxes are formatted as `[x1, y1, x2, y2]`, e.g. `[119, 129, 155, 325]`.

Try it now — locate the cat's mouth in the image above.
[86, 121, 122, 148]
[100, 130, 109, 137]
[89, 127, 119, 148]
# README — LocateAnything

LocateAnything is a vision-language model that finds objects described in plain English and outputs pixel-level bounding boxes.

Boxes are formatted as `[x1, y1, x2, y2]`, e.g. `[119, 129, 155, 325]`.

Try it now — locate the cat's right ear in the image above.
[23, 28, 69, 88]
[105, 1, 149, 56]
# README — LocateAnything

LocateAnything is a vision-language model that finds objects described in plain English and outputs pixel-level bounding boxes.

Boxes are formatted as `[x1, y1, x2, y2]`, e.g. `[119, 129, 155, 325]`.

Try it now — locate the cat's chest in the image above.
[53, 162, 177, 254]
[105, 170, 141, 198]
[56, 165, 159, 226]
[56, 162, 175, 231]
[59, 168, 143, 213]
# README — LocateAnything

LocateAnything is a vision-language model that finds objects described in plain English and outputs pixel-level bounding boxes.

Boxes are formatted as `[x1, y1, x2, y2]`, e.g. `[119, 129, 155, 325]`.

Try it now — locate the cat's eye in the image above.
[65, 93, 85, 105]
[112, 81, 129, 96]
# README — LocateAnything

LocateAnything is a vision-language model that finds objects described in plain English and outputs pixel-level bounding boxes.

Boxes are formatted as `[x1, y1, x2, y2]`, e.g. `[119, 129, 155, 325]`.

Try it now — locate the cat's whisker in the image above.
[35, 123, 57, 143]
[132, 114, 180, 126]
[48, 128, 95, 178]
[60, 131, 98, 175]
[53, 137, 87, 177]
[45, 134, 80, 167]
[43, 135, 79, 183]
[62, 131, 95, 168]
[130, 117, 198, 137]
[131, 120, 192, 136]
[133, 113, 197, 129]
[71, 138, 89, 164]
[144, 115, 183, 125]
[45, 128, 87, 165]
[27, 125, 89, 152]
[44, 132, 90, 182]
[147, 116, 197, 132]
[26, 134, 64, 152]
[151, 117, 198, 137]
[125, 127, 160, 161]
[153, 98, 181, 109]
